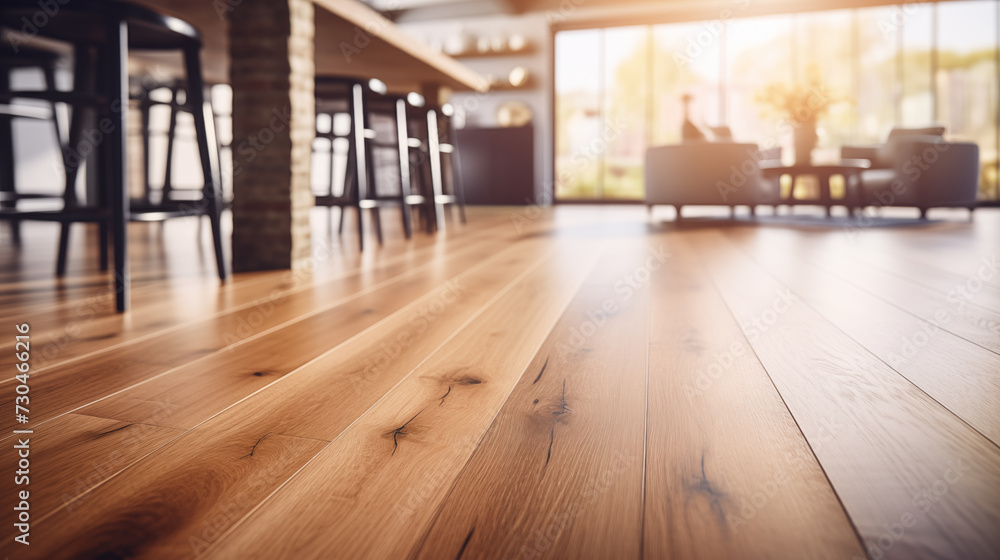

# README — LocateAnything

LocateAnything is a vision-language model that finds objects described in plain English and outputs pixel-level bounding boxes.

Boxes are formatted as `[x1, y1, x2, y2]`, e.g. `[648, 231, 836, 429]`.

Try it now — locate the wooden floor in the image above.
[1, 205, 999, 560]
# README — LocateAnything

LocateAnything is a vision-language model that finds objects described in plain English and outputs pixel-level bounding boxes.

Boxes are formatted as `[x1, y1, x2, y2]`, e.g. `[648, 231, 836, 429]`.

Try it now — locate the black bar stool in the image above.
[0, 42, 67, 245]
[313, 77, 425, 250]
[314, 77, 367, 250]
[0, 0, 227, 312]
[135, 78, 185, 204]
[407, 98, 467, 231]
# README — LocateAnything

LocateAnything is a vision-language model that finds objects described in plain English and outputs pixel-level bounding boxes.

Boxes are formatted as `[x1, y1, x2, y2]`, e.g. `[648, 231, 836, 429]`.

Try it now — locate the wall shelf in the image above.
[451, 45, 536, 59]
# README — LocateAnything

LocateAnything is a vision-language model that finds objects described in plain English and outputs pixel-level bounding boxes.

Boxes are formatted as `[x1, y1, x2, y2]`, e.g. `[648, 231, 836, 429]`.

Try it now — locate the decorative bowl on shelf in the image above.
[476, 36, 491, 53]
[508, 67, 529, 88]
[497, 100, 533, 127]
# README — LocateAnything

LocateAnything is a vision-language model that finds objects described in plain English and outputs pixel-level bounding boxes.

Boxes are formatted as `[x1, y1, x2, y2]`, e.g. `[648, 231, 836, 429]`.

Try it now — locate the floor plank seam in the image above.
[1, 234, 537, 443]
[786, 240, 1000, 358]
[22, 236, 552, 530]
[400, 240, 607, 560]
[0, 218, 515, 377]
[198, 241, 583, 558]
[726, 233, 1000, 453]
[692, 232, 871, 557]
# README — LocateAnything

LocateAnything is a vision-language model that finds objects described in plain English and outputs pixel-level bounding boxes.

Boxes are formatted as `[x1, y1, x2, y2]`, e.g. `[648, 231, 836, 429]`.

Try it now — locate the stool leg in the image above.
[410, 147, 434, 234]
[57, 46, 95, 275]
[0, 114, 18, 244]
[162, 88, 178, 200]
[98, 222, 109, 271]
[339, 147, 354, 238]
[372, 207, 383, 245]
[0, 70, 20, 244]
[184, 46, 227, 281]
[422, 154, 435, 233]
[55, 226, 71, 275]
[394, 99, 413, 239]
[96, 80, 110, 274]
[45, 62, 68, 253]
[140, 98, 152, 203]
[43, 64, 66, 145]
[350, 83, 368, 251]
[106, 20, 130, 311]
[451, 147, 468, 224]
[426, 109, 446, 230]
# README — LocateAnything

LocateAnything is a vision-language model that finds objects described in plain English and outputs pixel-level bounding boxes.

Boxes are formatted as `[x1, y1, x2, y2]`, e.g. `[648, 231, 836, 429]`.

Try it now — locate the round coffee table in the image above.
[760, 159, 871, 217]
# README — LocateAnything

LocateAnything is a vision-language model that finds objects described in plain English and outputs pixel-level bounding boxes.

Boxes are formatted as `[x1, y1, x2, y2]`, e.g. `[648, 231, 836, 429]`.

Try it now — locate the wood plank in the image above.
[848, 225, 1000, 291]
[1, 236, 561, 559]
[201, 239, 600, 559]
[0, 210, 512, 317]
[640, 233, 864, 559]
[163, 238, 561, 445]
[0, 223, 247, 316]
[0, 232, 511, 437]
[739, 227, 1000, 354]
[79, 237, 544, 429]
[2, 429, 328, 559]
[0, 215, 510, 374]
[3, 207, 999, 558]
[412, 238, 653, 560]
[727, 227, 1000, 446]
[801, 233, 1000, 315]
[312, 0, 488, 93]
[0, 413, 183, 542]
[132, 0, 489, 91]
[694, 230, 1000, 560]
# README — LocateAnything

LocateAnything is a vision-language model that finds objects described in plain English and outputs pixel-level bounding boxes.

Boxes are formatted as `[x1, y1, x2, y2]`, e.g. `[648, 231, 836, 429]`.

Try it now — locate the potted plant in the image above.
[757, 67, 847, 165]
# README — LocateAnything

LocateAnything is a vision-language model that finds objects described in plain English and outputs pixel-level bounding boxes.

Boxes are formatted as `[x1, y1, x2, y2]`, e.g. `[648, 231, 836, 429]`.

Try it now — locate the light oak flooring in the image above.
[1, 205, 998, 560]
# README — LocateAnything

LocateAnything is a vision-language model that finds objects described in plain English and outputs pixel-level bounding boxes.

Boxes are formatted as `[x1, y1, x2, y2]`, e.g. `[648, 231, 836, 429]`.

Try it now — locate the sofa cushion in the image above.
[886, 126, 946, 142]
[877, 127, 946, 168]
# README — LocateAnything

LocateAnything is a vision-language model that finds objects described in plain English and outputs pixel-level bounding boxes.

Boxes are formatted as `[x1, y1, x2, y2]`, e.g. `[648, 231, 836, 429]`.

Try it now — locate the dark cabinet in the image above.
[455, 125, 535, 205]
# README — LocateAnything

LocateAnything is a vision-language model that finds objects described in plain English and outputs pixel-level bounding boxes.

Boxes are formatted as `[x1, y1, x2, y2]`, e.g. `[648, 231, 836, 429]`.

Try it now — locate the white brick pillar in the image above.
[229, 0, 315, 271]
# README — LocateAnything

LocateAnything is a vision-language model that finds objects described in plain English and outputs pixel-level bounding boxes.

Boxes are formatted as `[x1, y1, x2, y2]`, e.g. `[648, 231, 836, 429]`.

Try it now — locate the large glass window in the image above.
[603, 26, 650, 199]
[726, 15, 793, 151]
[856, 5, 900, 144]
[651, 22, 722, 146]
[555, 29, 602, 199]
[554, 1, 1000, 201]
[938, 1, 998, 200]
[902, 3, 934, 126]
[797, 10, 856, 153]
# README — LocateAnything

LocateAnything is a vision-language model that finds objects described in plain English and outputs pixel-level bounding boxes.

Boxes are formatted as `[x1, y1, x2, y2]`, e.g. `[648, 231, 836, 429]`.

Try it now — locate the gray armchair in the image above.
[644, 142, 778, 217]
[843, 127, 979, 217]
[855, 139, 979, 217]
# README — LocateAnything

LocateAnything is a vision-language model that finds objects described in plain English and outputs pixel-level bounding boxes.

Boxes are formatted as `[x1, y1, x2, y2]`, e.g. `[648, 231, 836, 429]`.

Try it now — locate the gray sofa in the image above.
[842, 127, 980, 218]
[644, 142, 779, 217]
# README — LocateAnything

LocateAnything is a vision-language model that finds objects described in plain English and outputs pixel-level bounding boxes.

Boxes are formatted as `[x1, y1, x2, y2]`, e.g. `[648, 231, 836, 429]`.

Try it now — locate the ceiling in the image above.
[369, 0, 953, 26]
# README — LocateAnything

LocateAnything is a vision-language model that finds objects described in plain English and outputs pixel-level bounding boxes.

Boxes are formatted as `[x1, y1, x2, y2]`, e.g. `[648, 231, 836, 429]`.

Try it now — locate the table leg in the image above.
[849, 172, 860, 218]
[820, 174, 831, 217]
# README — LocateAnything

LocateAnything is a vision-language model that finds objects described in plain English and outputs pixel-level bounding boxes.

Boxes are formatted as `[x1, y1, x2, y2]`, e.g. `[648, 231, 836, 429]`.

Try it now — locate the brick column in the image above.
[229, 0, 315, 272]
